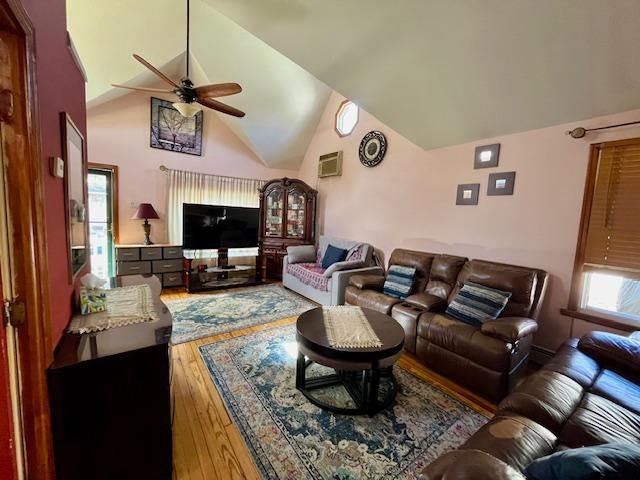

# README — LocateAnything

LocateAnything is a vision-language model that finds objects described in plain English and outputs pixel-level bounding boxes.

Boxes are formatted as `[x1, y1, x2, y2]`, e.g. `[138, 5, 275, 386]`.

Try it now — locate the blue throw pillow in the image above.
[321, 244, 348, 269]
[383, 265, 417, 299]
[445, 281, 511, 326]
[525, 443, 640, 480]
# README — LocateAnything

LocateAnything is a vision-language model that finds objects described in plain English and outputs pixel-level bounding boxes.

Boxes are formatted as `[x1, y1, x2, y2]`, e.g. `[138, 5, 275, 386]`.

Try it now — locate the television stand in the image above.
[183, 249, 262, 293]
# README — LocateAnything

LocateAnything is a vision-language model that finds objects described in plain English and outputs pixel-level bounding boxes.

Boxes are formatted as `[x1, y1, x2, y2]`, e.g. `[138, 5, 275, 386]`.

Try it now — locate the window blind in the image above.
[583, 141, 640, 278]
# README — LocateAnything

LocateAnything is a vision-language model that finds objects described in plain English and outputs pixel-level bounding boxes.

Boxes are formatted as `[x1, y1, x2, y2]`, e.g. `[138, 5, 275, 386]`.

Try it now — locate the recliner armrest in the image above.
[578, 331, 640, 377]
[481, 317, 538, 342]
[348, 274, 386, 290]
[419, 449, 526, 480]
[404, 293, 446, 312]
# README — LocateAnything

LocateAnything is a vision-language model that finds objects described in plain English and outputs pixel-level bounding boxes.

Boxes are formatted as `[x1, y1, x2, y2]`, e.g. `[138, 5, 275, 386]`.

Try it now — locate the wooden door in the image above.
[0, 2, 55, 478]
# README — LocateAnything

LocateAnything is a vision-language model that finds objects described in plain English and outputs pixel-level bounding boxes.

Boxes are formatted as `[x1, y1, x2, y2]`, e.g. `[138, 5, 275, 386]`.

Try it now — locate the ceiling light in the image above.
[172, 102, 202, 118]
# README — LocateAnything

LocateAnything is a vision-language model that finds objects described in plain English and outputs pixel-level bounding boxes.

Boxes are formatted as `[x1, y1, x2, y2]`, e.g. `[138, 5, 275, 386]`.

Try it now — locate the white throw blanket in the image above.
[68, 284, 159, 334]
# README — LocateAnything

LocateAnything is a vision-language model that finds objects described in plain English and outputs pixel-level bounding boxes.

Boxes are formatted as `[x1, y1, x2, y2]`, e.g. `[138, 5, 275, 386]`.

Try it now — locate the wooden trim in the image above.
[88, 163, 120, 244]
[1, 1, 55, 478]
[560, 308, 638, 333]
[334, 99, 359, 138]
[567, 143, 601, 310]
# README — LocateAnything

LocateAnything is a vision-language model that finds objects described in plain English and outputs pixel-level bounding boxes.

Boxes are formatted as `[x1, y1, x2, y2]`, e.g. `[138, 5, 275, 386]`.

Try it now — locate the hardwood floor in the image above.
[165, 291, 496, 480]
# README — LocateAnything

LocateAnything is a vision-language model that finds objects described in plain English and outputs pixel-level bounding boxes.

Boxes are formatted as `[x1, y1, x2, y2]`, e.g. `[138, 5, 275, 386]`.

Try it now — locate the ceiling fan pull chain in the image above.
[186, 0, 190, 79]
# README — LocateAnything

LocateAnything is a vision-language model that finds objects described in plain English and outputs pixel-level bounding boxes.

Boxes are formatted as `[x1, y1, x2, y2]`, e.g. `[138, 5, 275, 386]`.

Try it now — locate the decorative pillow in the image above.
[446, 281, 511, 326]
[524, 443, 640, 480]
[286, 245, 316, 264]
[383, 265, 417, 299]
[323, 259, 365, 277]
[321, 244, 348, 269]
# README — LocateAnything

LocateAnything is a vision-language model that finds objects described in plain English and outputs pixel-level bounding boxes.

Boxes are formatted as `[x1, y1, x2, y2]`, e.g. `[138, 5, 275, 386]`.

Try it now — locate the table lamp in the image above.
[132, 203, 159, 245]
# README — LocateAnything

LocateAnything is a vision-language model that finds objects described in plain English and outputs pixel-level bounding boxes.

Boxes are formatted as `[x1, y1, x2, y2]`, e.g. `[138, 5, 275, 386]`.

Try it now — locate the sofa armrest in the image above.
[481, 317, 538, 342]
[348, 273, 386, 290]
[404, 293, 446, 312]
[286, 244, 316, 264]
[419, 450, 526, 480]
[332, 267, 385, 305]
[323, 259, 365, 277]
[578, 331, 640, 376]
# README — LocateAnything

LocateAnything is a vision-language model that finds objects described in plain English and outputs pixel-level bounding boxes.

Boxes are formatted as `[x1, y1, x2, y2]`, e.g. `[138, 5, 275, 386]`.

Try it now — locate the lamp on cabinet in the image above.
[132, 203, 159, 245]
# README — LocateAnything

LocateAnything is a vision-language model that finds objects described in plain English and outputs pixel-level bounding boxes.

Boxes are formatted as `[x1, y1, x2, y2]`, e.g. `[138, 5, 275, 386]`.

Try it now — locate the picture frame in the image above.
[487, 171, 516, 196]
[474, 143, 500, 169]
[150, 97, 203, 156]
[61, 112, 88, 281]
[456, 183, 480, 205]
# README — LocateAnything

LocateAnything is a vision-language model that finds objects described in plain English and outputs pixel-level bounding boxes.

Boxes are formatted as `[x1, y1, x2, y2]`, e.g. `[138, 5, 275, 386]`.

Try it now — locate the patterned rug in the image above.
[199, 324, 489, 479]
[165, 285, 315, 344]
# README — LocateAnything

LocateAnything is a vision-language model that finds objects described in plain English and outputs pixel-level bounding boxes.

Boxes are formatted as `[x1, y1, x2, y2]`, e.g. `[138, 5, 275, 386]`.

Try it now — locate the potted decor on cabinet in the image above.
[258, 178, 317, 280]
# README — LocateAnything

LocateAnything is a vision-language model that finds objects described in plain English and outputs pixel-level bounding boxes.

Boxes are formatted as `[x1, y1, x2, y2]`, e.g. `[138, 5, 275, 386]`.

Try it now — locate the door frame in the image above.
[88, 163, 119, 244]
[0, 1, 55, 478]
[88, 163, 119, 278]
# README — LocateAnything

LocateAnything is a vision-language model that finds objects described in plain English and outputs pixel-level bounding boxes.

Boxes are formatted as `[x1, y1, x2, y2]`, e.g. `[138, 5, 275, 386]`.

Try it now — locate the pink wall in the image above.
[299, 91, 640, 351]
[87, 93, 298, 244]
[21, 0, 89, 347]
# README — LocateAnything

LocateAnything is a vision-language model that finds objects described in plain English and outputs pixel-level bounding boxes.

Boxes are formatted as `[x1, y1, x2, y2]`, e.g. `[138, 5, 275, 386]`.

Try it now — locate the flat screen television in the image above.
[182, 203, 259, 250]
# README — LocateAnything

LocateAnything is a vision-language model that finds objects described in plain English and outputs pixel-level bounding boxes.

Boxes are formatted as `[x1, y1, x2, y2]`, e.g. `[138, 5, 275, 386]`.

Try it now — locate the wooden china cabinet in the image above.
[259, 178, 317, 280]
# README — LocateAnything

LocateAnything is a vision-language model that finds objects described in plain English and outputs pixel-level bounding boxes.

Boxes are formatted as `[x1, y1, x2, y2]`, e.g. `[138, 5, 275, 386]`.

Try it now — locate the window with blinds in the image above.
[570, 138, 640, 324]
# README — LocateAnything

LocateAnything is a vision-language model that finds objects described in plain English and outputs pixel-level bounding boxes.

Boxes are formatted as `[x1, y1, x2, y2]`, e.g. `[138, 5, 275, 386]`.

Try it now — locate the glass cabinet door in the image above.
[265, 187, 284, 237]
[286, 190, 306, 238]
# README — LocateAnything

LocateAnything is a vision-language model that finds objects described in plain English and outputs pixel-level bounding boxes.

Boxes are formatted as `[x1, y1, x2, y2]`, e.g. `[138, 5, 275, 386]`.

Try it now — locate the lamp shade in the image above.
[132, 203, 159, 220]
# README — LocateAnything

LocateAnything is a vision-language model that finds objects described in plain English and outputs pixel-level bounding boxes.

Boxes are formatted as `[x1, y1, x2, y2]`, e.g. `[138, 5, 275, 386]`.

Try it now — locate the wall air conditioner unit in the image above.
[318, 151, 343, 178]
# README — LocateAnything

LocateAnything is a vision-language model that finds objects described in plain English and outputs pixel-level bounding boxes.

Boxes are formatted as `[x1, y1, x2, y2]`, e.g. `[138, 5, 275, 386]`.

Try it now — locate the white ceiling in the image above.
[68, 1, 640, 161]
[66, 0, 331, 169]
[201, 0, 640, 150]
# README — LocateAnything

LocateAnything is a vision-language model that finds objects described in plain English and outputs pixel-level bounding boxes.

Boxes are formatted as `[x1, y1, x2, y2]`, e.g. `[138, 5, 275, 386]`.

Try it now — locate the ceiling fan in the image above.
[111, 0, 244, 119]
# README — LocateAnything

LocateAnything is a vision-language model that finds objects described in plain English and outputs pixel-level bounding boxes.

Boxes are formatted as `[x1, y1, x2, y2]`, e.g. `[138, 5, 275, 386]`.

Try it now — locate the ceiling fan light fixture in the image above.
[172, 101, 201, 118]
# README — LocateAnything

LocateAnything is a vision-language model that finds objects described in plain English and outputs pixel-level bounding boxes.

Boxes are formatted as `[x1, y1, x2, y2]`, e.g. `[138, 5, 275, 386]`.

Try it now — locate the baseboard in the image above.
[529, 345, 555, 366]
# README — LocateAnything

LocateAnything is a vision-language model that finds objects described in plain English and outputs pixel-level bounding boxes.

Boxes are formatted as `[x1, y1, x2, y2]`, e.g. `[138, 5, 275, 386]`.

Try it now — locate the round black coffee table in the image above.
[295, 307, 405, 416]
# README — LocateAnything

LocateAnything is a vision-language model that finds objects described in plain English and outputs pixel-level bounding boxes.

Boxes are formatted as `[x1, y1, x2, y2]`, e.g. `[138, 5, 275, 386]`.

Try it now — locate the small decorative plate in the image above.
[359, 131, 387, 167]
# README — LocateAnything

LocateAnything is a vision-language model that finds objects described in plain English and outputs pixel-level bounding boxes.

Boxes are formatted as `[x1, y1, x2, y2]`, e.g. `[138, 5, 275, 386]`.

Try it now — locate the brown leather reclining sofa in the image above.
[345, 248, 549, 401]
[420, 330, 640, 479]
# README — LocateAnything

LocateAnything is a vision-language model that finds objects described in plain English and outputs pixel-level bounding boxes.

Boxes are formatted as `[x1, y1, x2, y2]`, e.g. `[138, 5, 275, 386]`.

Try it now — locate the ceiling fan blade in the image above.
[197, 98, 245, 118]
[111, 84, 175, 94]
[132, 54, 180, 89]
[195, 83, 242, 99]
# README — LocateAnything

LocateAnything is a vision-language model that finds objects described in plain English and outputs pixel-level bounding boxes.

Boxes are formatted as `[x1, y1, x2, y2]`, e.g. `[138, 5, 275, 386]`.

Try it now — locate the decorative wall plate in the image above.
[359, 131, 387, 167]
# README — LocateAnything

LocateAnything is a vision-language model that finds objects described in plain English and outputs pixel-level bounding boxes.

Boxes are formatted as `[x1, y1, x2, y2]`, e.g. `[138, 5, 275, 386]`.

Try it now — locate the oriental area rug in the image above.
[199, 324, 489, 480]
[166, 284, 315, 344]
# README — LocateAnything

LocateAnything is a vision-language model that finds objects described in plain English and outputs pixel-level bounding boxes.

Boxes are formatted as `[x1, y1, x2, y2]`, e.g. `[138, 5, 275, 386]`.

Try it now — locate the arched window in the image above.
[334, 100, 359, 137]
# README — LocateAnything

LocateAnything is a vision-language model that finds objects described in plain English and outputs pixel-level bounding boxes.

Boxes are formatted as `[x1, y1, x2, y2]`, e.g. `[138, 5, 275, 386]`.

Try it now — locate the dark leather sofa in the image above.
[420, 331, 640, 479]
[345, 248, 549, 401]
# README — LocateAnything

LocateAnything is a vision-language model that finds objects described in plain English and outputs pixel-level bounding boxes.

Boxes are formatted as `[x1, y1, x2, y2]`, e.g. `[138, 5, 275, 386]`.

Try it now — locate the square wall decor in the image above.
[150, 97, 203, 156]
[474, 143, 500, 169]
[456, 183, 480, 205]
[487, 171, 516, 196]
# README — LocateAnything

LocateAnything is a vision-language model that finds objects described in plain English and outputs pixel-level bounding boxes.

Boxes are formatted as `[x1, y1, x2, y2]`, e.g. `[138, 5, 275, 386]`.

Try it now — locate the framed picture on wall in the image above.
[474, 143, 500, 169]
[150, 97, 203, 156]
[487, 171, 516, 195]
[456, 183, 480, 205]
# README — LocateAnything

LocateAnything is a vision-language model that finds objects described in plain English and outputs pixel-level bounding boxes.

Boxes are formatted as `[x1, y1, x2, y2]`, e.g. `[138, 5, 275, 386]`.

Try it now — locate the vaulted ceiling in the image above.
[68, 0, 640, 166]
[66, 0, 331, 169]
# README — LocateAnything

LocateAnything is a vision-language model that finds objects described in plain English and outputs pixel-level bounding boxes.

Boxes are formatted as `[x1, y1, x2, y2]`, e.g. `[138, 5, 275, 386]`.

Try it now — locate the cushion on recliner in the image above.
[446, 281, 511, 326]
[524, 443, 640, 480]
[450, 260, 538, 318]
[424, 254, 467, 299]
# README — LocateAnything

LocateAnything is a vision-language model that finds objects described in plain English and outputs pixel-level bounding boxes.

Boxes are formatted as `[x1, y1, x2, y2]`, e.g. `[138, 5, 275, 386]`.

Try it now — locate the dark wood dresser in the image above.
[47, 275, 173, 480]
[258, 178, 317, 280]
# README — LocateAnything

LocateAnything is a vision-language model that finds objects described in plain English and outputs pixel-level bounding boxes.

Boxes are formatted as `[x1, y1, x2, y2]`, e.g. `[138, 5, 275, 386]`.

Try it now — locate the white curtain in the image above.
[166, 169, 265, 256]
